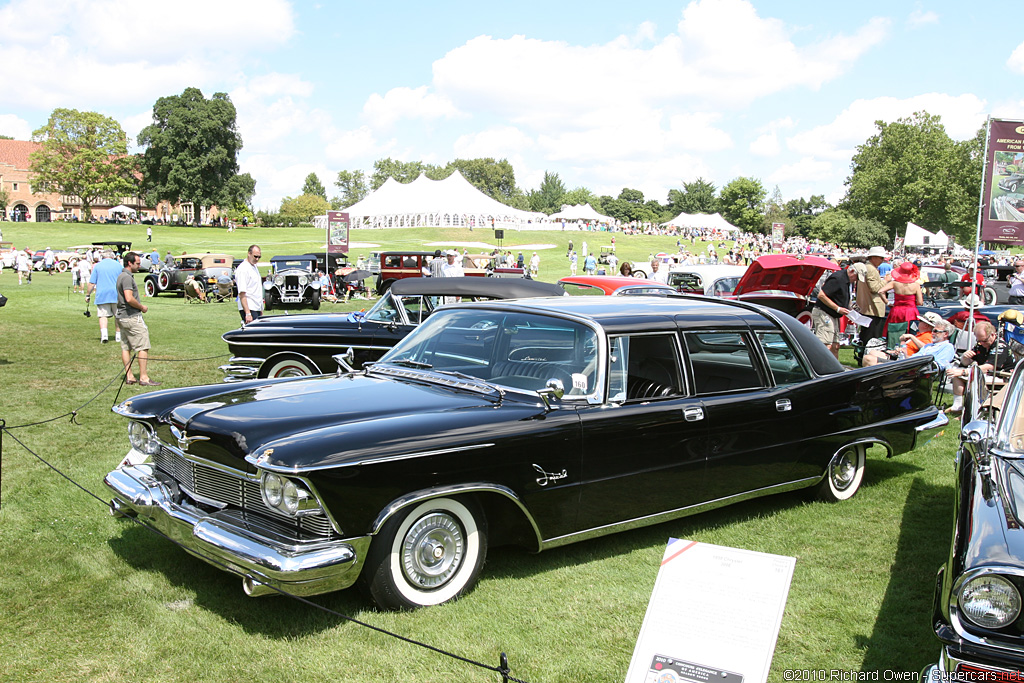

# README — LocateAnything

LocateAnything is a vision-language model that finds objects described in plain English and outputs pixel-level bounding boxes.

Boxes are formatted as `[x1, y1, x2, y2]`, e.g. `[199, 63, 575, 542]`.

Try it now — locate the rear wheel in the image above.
[795, 309, 813, 330]
[815, 444, 866, 502]
[57, 260, 68, 273]
[632, 269, 647, 279]
[362, 497, 487, 610]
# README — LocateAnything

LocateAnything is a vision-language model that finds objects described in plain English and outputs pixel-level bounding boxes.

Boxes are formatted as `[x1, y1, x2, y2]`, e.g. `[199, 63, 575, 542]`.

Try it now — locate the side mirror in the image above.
[537, 378, 565, 411]
[333, 347, 356, 375]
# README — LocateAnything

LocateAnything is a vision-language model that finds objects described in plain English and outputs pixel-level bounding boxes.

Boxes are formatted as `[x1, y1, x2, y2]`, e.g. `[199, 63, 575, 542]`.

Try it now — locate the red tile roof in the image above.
[0, 140, 41, 170]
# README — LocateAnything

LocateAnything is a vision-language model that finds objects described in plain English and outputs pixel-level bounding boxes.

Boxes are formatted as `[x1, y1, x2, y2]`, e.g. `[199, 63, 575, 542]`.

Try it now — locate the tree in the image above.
[843, 111, 981, 245]
[301, 173, 326, 200]
[527, 171, 566, 214]
[0, 187, 8, 217]
[137, 87, 242, 224]
[603, 188, 658, 224]
[669, 177, 718, 215]
[445, 158, 520, 203]
[29, 108, 135, 222]
[810, 209, 889, 248]
[719, 177, 767, 233]
[221, 172, 256, 214]
[784, 194, 830, 237]
[279, 194, 330, 222]
[334, 170, 369, 208]
[562, 187, 603, 214]
[370, 158, 427, 189]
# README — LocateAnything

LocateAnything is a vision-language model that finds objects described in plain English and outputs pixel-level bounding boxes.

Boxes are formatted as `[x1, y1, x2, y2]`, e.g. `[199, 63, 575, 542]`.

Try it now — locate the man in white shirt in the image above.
[648, 259, 669, 284]
[235, 244, 264, 325]
[441, 250, 464, 277]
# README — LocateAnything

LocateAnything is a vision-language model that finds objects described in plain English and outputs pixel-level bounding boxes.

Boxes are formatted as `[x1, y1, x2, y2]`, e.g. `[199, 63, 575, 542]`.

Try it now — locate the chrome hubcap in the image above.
[831, 451, 855, 490]
[401, 512, 464, 588]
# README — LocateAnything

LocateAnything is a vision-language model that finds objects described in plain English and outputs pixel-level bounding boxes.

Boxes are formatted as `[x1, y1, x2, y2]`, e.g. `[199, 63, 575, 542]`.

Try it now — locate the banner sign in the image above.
[326, 211, 350, 254]
[624, 539, 795, 683]
[981, 119, 1024, 244]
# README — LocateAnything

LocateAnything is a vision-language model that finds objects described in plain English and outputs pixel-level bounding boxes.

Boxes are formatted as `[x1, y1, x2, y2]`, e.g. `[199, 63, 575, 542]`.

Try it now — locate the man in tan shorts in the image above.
[115, 252, 160, 386]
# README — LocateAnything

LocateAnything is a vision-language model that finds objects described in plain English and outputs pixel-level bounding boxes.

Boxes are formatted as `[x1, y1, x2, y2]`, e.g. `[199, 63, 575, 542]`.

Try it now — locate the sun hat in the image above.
[892, 261, 920, 284]
[918, 311, 943, 328]
[960, 293, 983, 309]
[866, 246, 887, 258]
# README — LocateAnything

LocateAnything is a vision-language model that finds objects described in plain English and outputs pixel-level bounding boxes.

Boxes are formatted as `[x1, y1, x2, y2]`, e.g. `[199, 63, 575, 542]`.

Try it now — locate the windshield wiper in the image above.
[390, 359, 432, 369]
[435, 369, 491, 384]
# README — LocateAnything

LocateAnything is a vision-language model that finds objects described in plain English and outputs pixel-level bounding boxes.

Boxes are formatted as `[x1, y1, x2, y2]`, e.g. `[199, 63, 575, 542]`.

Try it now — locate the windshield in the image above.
[273, 260, 314, 272]
[377, 308, 600, 397]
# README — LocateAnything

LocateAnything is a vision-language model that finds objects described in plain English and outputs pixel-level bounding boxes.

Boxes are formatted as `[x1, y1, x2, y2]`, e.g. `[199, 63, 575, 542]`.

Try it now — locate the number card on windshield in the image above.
[624, 539, 795, 683]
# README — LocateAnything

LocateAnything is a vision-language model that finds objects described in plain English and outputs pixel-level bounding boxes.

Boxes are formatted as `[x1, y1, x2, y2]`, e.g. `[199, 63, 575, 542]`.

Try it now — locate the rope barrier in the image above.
[0, 356, 533, 683]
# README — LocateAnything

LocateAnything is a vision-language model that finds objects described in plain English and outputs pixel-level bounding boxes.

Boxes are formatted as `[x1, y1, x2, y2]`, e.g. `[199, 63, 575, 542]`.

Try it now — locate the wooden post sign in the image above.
[624, 539, 795, 683]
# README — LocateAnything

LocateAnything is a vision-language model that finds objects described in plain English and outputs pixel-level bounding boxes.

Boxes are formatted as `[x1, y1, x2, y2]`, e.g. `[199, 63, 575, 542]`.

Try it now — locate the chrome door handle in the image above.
[683, 407, 704, 422]
[776, 399, 792, 412]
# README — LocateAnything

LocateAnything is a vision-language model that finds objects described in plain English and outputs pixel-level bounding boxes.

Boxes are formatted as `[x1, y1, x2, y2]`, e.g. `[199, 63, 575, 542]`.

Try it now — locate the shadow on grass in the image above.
[856, 477, 953, 672]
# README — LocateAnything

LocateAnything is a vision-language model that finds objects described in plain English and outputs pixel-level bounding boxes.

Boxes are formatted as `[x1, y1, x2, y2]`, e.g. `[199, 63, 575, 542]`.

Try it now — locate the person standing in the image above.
[16, 248, 30, 285]
[857, 246, 888, 343]
[116, 252, 158, 386]
[1009, 259, 1024, 305]
[879, 261, 923, 347]
[428, 249, 445, 277]
[648, 259, 668, 284]
[88, 250, 122, 343]
[584, 252, 597, 275]
[529, 252, 540, 277]
[43, 247, 55, 275]
[570, 251, 577, 275]
[75, 257, 92, 295]
[150, 248, 160, 269]
[812, 265, 856, 358]
[441, 250, 464, 277]
[235, 244, 264, 325]
[146, 225, 152, 242]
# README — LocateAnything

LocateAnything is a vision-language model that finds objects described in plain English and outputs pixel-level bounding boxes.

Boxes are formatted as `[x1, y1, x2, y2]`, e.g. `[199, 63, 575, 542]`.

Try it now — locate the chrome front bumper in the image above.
[218, 356, 261, 382]
[104, 463, 369, 597]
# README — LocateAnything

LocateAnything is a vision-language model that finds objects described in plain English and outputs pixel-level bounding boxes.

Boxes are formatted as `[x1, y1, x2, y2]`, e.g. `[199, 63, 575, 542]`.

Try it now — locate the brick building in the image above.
[0, 139, 217, 223]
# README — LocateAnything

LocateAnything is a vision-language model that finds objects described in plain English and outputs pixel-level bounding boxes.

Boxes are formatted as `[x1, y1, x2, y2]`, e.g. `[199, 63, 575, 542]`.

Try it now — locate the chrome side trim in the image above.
[913, 410, 949, 449]
[370, 482, 543, 550]
[226, 340, 391, 352]
[245, 442, 496, 473]
[112, 403, 156, 420]
[540, 476, 820, 550]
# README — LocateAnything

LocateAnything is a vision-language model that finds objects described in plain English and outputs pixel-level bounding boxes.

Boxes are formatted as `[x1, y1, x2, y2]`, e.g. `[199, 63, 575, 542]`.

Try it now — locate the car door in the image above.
[682, 328, 809, 502]
[576, 332, 709, 530]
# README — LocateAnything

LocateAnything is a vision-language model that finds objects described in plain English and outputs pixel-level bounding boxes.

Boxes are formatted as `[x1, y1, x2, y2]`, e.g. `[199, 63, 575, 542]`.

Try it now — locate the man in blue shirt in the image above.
[87, 250, 123, 343]
[914, 321, 956, 370]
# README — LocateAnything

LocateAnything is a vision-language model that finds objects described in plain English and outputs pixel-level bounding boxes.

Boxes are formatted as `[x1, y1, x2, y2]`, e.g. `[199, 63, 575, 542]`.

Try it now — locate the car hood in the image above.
[132, 373, 547, 471]
[222, 313, 379, 342]
[732, 254, 838, 297]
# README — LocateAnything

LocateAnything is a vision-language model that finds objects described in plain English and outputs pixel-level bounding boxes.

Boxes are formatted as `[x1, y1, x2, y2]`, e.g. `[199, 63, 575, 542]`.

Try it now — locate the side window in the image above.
[608, 334, 683, 402]
[384, 255, 401, 268]
[683, 331, 764, 394]
[757, 332, 810, 386]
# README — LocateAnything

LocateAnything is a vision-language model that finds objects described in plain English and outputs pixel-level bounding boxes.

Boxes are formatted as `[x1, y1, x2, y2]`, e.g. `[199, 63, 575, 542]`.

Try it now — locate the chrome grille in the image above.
[153, 446, 336, 539]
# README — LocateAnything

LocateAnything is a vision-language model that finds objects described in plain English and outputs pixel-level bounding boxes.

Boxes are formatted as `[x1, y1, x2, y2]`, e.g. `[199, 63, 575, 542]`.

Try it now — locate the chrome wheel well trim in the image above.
[369, 482, 542, 550]
[260, 351, 321, 375]
[809, 439, 886, 486]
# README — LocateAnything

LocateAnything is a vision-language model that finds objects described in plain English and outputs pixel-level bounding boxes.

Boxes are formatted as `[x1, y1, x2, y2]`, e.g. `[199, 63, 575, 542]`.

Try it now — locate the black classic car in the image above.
[220, 277, 566, 380]
[924, 362, 1024, 678]
[105, 295, 946, 610]
[999, 173, 1024, 194]
[264, 255, 323, 310]
[144, 253, 235, 298]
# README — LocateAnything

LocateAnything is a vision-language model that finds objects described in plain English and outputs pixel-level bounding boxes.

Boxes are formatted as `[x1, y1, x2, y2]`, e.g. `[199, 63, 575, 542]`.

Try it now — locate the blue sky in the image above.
[0, 0, 1020, 212]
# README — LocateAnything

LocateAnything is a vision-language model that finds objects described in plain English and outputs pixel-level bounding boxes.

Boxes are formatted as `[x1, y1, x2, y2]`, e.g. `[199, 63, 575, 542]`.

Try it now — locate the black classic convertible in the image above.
[219, 276, 566, 380]
[105, 295, 947, 610]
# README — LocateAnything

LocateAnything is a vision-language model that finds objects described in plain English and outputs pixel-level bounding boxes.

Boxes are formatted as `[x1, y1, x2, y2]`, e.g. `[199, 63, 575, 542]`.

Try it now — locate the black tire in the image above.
[258, 355, 318, 379]
[156, 270, 170, 291]
[814, 444, 866, 502]
[144, 278, 157, 298]
[311, 289, 321, 310]
[377, 279, 394, 296]
[362, 497, 487, 610]
[264, 292, 274, 310]
[984, 287, 997, 306]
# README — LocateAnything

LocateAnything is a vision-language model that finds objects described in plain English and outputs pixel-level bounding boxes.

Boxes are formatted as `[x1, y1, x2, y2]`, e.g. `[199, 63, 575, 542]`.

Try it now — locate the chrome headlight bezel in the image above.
[298, 275, 308, 286]
[274, 274, 284, 286]
[127, 420, 160, 455]
[959, 573, 1022, 629]
[259, 471, 322, 518]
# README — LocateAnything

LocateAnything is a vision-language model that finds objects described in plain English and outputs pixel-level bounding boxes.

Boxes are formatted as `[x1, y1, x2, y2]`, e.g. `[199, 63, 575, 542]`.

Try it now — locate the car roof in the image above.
[668, 265, 747, 277]
[390, 276, 565, 298]
[380, 251, 437, 257]
[559, 275, 674, 294]
[271, 255, 316, 262]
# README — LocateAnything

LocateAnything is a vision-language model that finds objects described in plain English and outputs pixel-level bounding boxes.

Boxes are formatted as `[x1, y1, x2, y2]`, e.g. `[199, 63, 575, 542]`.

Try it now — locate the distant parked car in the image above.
[143, 253, 235, 298]
[220, 276, 565, 380]
[264, 255, 322, 310]
[999, 173, 1024, 194]
[558, 275, 676, 297]
[668, 265, 747, 297]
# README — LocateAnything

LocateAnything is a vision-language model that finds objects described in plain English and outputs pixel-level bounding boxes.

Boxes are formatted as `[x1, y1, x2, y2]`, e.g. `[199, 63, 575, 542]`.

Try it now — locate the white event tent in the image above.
[549, 203, 614, 224]
[341, 171, 541, 229]
[661, 211, 740, 233]
[903, 221, 949, 249]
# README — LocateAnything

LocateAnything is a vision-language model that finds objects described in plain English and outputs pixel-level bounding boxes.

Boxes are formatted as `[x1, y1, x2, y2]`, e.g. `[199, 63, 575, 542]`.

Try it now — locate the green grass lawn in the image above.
[0, 223, 955, 682]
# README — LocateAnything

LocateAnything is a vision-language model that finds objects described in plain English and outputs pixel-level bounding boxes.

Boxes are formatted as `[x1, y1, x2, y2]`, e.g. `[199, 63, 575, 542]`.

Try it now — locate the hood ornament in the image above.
[171, 425, 209, 452]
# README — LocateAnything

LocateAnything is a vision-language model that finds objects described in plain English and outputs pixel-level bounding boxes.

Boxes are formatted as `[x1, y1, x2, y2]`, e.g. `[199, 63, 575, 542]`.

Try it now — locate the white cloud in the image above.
[767, 157, 834, 184]
[787, 93, 988, 160]
[908, 6, 939, 27]
[1009, 42, 1024, 74]
[0, 114, 34, 140]
[362, 86, 465, 129]
[750, 133, 780, 156]
[453, 127, 534, 159]
[324, 126, 389, 165]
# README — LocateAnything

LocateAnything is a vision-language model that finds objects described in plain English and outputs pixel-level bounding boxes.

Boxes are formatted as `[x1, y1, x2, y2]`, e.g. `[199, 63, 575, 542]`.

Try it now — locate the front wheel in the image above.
[815, 444, 866, 502]
[984, 287, 997, 306]
[311, 289, 321, 310]
[156, 270, 171, 291]
[57, 260, 68, 273]
[144, 279, 157, 297]
[362, 497, 487, 610]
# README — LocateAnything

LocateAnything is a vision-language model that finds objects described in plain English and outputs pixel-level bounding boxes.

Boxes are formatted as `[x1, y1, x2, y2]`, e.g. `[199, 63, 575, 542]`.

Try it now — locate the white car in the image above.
[668, 264, 748, 297]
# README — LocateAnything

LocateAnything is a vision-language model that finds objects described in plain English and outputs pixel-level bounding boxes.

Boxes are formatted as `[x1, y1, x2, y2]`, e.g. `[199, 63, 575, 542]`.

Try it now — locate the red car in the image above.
[730, 254, 839, 327]
[559, 275, 676, 296]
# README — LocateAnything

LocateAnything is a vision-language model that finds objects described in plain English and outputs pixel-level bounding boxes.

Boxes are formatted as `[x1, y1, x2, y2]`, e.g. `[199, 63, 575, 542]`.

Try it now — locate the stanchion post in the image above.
[0, 418, 5, 512]
[498, 652, 510, 683]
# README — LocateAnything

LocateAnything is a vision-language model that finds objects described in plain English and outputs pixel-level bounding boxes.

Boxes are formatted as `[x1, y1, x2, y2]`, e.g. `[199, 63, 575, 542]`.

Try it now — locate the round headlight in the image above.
[298, 275, 308, 286]
[274, 274, 284, 286]
[960, 574, 1022, 628]
[282, 480, 300, 514]
[127, 421, 159, 455]
[263, 473, 284, 507]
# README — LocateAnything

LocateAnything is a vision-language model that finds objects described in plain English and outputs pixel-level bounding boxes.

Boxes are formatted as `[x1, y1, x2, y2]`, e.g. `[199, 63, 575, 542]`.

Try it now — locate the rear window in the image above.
[683, 331, 764, 394]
